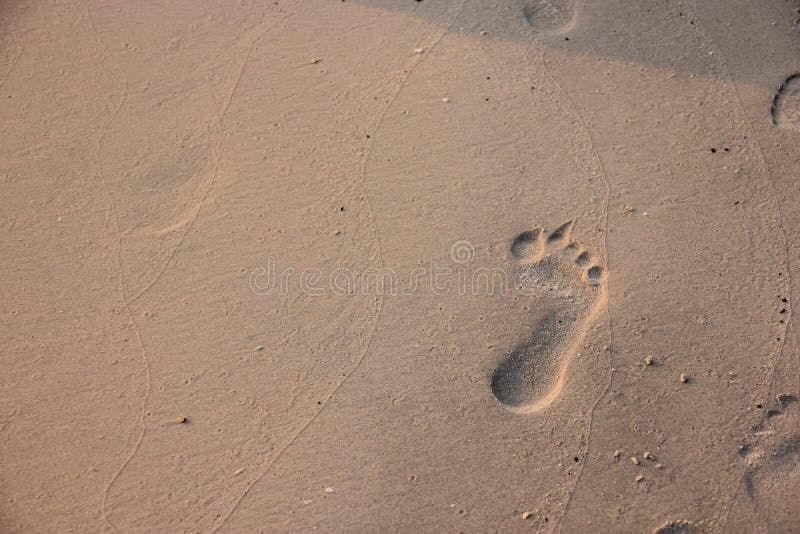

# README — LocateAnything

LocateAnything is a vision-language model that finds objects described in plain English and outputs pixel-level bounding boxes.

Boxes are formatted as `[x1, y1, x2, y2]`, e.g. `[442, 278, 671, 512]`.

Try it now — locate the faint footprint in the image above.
[522, 0, 576, 34]
[733, 427, 800, 532]
[771, 73, 800, 131]
[491, 221, 605, 413]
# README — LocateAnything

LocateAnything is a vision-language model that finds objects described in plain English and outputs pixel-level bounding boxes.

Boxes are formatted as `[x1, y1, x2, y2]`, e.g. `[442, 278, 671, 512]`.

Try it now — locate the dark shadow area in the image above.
[350, 0, 800, 89]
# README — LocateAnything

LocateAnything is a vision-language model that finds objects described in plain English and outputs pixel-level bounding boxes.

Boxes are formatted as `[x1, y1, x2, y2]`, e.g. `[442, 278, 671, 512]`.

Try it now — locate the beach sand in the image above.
[1, 1, 799, 532]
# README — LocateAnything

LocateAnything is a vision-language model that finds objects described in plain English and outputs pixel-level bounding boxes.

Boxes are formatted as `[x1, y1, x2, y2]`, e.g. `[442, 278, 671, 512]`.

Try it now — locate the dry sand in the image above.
[1, 0, 799, 532]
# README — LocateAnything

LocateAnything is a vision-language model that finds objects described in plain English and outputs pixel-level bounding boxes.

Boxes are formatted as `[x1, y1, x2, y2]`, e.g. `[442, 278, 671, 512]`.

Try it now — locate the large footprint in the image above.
[491, 221, 605, 413]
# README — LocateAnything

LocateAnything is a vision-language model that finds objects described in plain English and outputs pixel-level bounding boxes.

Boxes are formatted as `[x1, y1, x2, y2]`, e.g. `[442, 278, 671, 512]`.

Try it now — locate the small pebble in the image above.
[635, 475, 644, 482]
[655, 463, 663, 470]
[643, 451, 654, 460]
[680, 373, 688, 383]
[324, 487, 334, 493]
[442, 97, 451, 103]
[234, 467, 245, 476]
[255, 345, 264, 351]
[479, 30, 488, 36]
[308, 57, 321, 64]
[644, 355, 654, 366]
[521, 512, 532, 520]
[414, 48, 424, 54]
[630, 456, 639, 465]
[303, 499, 313, 506]
[613, 450, 621, 458]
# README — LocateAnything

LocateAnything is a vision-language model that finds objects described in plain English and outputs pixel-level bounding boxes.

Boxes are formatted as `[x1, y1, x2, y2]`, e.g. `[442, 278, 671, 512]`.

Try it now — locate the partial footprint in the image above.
[653, 520, 700, 534]
[491, 221, 605, 413]
[522, 0, 576, 34]
[771, 73, 800, 131]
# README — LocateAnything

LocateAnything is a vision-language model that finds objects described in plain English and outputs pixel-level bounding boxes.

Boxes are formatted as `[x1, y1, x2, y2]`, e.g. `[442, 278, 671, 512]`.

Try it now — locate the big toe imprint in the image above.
[522, 0, 577, 34]
[491, 221, 605, 413]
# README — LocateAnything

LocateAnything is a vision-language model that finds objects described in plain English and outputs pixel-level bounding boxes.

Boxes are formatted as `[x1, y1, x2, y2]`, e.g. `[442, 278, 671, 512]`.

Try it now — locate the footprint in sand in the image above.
[771, 73, 800, 131]
[653, 520, 699, 534]
[522, 0, 576, 34]
[491, 221, 605, 413]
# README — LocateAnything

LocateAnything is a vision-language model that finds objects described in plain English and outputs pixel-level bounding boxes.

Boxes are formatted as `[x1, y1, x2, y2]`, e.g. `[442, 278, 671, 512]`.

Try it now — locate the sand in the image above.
[1, 0, 799, 532]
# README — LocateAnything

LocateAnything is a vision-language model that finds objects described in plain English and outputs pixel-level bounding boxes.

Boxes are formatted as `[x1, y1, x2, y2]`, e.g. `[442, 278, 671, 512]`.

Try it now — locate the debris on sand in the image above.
[414, 48, 424, 54]
[521, 511, 532, 520]
[635, 474, 644, 482]
[162, 416, 189, 426]
[308, 57, 321, 64]
[643, 451, 655, 461]
[631, 456, 639, 465]
[613, 450, 621, 458]
[255, 345, 264, 352]
[324, 487, 334, 493]
[173, 416, 188, 425]
[679, 373, 689, 383]
[644, 355, 654, 366]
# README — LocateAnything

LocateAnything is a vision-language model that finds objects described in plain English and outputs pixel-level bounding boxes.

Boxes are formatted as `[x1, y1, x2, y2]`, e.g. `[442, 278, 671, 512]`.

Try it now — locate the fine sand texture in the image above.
[1, 0, 799, 532]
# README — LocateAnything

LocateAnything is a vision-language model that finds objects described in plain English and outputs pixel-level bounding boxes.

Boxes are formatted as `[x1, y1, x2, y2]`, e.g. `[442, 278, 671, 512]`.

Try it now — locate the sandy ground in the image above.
[1, 0, 800, 532]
